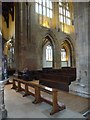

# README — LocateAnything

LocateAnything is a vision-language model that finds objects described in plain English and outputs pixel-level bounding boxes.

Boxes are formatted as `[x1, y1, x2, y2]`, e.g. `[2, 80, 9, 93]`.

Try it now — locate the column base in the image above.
[0, 109, 7, 119]
[69, 81, 90, 98]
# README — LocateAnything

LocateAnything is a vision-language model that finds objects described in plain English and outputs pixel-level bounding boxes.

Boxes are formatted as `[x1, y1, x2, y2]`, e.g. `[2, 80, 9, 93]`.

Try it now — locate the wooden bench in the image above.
[39, 73, 75, 92]
[12, 77, 66, 115]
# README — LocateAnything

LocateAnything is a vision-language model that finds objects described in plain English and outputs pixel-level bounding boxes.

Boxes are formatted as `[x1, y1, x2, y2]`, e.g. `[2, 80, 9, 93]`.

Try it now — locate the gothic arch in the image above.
[42, 35, 54, 68]
[42, 31, 59, 68]
[61, 37, 75, 67]
[42, 30, 58, 49]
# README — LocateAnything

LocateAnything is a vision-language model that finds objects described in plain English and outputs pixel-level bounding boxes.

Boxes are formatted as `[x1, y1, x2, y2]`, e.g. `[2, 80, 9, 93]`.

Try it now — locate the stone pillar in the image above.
[15, 3, 29, 71]
[0, 81, 8, 119]
[0, 3, 8, 119]
[69, 2, 89, 97]
[15, 3, 19, 71]
[88, 2, 90, 98]
[15, 2, 40, 70]
[54, 44, 61, 69]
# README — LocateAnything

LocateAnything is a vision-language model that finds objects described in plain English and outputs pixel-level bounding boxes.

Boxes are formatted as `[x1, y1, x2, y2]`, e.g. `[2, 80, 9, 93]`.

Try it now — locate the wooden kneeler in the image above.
[23, 83, 34, 97]
[50, 90, 66, 115]
[32, 86, 66, 115]
[32, 86, 43, 104]
[11, 79, 17, 90]
[11, 79, 23, 92]
[12, 78, 66, 115]
[16, 81, 23, 92]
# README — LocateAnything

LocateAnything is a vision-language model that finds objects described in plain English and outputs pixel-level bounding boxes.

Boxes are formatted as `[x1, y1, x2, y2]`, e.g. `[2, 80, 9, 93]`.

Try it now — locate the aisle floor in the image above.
[4, 84, 86, 119]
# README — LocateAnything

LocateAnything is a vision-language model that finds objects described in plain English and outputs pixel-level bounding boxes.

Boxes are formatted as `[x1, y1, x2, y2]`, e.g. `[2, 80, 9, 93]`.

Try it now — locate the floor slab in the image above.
[4, 84, 86, 119]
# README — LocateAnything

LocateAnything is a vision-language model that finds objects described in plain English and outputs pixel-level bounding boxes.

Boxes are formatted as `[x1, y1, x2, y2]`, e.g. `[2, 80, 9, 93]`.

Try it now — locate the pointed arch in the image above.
[42, 30, 58, 49]
[42, 35, 54, 68]
[61, 37, 75, 67]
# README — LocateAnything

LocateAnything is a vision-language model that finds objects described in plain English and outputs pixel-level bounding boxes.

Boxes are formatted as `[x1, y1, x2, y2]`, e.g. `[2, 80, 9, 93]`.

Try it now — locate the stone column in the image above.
[69, 2, 89, 97]
[0, 80, 8, 119]
[15, 2, 29, 71]
[15, 2, 41, 70]
[0, 3, 8, 119]
[15, 3, 19, 71]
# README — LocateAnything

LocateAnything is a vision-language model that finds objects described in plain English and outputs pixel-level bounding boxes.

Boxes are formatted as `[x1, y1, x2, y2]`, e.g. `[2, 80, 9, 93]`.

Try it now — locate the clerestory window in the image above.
[35, 0, 53, 28]
[59, 1, 71, 26]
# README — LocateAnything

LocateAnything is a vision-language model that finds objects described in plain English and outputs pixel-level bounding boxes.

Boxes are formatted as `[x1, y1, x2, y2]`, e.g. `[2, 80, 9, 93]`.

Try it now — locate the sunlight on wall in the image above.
[42, 20, 50, 28]
[64, 24, 75, 34]
[39, 15, 52, 28]
[1, 6, 15, 41]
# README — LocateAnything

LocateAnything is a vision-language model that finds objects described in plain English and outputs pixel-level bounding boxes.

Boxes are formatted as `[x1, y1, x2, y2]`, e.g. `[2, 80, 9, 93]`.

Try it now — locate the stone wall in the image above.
[70, 2, 89, 97]
[15, 2, 76, 71]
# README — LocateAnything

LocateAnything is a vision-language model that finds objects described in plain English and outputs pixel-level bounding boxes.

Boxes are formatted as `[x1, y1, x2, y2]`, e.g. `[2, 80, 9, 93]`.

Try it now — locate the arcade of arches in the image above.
[0, 1, 90, 119]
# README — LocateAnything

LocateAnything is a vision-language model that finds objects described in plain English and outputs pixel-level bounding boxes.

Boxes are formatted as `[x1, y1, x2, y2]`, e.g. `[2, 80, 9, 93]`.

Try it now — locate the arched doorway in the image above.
[42, 37, 54, 68]
[61, 40, 73, 67]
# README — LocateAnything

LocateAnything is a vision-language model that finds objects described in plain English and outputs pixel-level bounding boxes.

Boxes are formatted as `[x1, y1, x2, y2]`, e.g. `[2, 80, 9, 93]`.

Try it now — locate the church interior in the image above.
[0, 1, 90, 119]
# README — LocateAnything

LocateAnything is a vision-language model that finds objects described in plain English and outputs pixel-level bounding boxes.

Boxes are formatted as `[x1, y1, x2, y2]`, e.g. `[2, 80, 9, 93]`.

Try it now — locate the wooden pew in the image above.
[39, 73, 74, 92]
[12, 77, 66, 115]
[38, 68, 76, 91]
[13, 68, 76, 92]
[15, 68, 76, 82]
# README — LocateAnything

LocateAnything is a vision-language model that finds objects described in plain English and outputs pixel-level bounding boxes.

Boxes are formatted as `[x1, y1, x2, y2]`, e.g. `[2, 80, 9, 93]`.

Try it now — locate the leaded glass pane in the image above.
[47, 8, 49, 17]
[35, 3, 38, 13]
[50, 10, 52, 18]
[43, 6, 46, 16]
[39, 4, 42, 14]
[50, 1, 52, 9]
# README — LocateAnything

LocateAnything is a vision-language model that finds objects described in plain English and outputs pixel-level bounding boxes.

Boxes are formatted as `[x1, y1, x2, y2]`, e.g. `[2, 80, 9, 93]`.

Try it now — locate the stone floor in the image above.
[4, 84, 87, 119]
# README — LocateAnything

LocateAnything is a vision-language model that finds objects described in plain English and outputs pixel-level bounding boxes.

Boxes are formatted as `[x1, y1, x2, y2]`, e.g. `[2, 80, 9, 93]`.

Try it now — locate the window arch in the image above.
[61, 40, 72, 67]
[42, 38, 53, 68]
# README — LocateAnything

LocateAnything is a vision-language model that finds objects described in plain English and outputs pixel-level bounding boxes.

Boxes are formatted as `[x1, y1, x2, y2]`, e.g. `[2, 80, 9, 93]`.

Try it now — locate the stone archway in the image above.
[42, 36, 54, 68]
[61, 39, 75, 68]
[41, 30, 60, 69]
